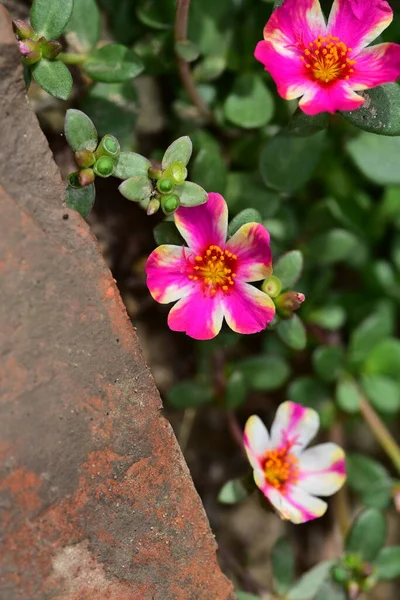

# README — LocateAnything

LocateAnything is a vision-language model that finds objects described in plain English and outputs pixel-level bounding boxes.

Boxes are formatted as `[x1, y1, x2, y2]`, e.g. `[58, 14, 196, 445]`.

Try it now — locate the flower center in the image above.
[300, 34, 356, 84]
[262, 444, 299, 490]
[188, 244, 237, 295]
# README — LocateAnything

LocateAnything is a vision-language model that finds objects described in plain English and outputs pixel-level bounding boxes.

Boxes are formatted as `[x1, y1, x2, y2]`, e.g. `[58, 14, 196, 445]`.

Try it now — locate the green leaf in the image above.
[65, 109, 98, 152]
[175, 40, 200, 62]
[228, 209, 262, 237]
[313, 346, 345, 383]
[374, 547, 400, 580]
[288, 109, 329, 136]
[236, 355, 290, 391]
[314, 580, 347, 600]
[307, 229, 360, 265]
[364, 338, 400, 379]
[308, 306, 346, 331]
[218, 478, 250, 504]
[31, 0, 73, 39]
[32, 59, 72, 100]
[342, 84, 400, 136]
[361, 374, 400, 413]
[118, 176, 152, 202]
[277, 315, 307, 350]
[65, 183, 96, 218]
[345, 508, 386, 561]
[273, 250, 303, 289]
[224, 371, 248, 409]
[224, 73, 274, 129]
[226, 172, 280, 219]
[84, 44, 144, 83]
[349, 308, 393, 365]
[114, 152, 151, 179]
[167, 380, 213, 408]
[347, 132, 400, 186]
[347, 453, 392, 509]
[287, 560, 335, 600]
[175, 181, 207, 207]
[259, 131, 325, 193]
[153, 221, 185, 246]
[65, 0, 101, 52]
[336, 376, 361, 414]
[272, 537, 295, 595]
[162, 136, 193, 169]
[191, 134, 227, 194]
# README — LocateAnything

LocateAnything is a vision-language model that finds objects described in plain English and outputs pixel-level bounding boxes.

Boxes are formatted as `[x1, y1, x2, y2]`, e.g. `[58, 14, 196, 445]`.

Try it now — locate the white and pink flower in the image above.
[255, 0, 400, 115]
[146, 192, 275, 340]
[244, 401, 346, 524]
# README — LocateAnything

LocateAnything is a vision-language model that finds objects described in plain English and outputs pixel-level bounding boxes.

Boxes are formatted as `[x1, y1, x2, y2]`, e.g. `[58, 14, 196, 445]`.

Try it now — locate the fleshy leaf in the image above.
[288, 109, 329, 136]
[272, 537, 295, 595]
[273, 250, 303, 289]
[277, 315, 307, 350]
[65, 109, 98, 152]
[175, 40, 200, 62]
[336, 376, 361, 414]
[32, 59, 72, 100]
[287, 561, 335, 600]
[31, 0, 74, 39]
[175, 181, 207, 207]
[84, 44, 144, 83]
[162, 136, 193, 169]
[114, 152, 151, 179]
[65, 0, 101, 52]
[65, 184, 96, 218]
[224, 73, 274, 129]
[119, 176, 153, 202]
[342, 84, 400, 136]
[167, 380, 213, 408]
[374, 547, 400, 580]
[227, 209, 262, 237]
[153, 221, 185, 246]
[224, 371, 247, 409]
[218, 478, 250, 504]
[345, 508, 386, 561]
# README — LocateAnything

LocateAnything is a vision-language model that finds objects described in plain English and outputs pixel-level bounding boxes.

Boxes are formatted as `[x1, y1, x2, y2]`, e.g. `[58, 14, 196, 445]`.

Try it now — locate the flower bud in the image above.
[68, 171, 82, 189]
[275, 291, 305, 318]
[93, 156, 115, 177]
[332, 564, 349, 584]
[75, 150, 96, 168]
[147, 198, 161, 216]
[78, 168, 95, 187]
[347, 581, 360, 600]
[18, 39, 41, 65]
[96, 134, 120, 159]
[41, 40, 62, 59]
[165, 161, 188, 185]
[157, 177, 174, 194]
[12, 19, 35, 40]
[161, 194, 180, 216]
[148, 167, 163, 180]
[261, 275, 282, 298]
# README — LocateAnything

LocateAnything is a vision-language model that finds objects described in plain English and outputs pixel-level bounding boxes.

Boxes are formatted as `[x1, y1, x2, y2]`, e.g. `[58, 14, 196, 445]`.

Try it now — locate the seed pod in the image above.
[165, 161, 188, 185]
[93, 156, 115, 178]
[97, 135, 120, 159]
[157, 177, 174, 194]
[261, 275, 282, 298]
[161, 194, 180, 216]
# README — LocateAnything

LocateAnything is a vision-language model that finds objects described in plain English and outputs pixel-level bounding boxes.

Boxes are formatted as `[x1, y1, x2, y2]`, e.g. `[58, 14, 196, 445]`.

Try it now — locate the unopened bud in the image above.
[332, 564, 349, 584]
[275, 291, 305, 318]
[161, 194, 180, 216]
[68, 171, 82, 188]
[261, 275, 282, 298]
[75, 150, 96, 168]
[347, 581, 360, 600]
[165, 161, 188, 185]
[18, 39, 41, 65]
[147, 198, 161, 215]
[12, 19, 35, 40]
[148, 167, 163, 180]
[41, 40, 62, 59]
[97, 134, 120, 159]
[93, 156, 115, 177]
[157, 177, 174, 194]
[78, 168, 95, 187]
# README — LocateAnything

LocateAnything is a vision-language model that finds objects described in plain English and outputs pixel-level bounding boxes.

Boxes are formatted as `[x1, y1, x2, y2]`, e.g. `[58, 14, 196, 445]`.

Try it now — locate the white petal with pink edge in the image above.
[297, 443, 346, 496]
[266, 485, 328, 524]
[244, 415, 270, 469]
[270, 401, 319, 454]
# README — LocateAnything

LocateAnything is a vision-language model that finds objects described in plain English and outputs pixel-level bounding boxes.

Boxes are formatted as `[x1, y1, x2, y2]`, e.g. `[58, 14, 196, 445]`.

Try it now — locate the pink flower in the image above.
[255, 0, 400, 115]
[146, 193, 275, 340]
[244, 402, 346, 523]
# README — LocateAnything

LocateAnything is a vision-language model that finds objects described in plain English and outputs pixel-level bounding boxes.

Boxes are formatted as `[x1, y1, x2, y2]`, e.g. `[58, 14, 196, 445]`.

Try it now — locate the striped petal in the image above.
[299, 81, 364, 115]
[270, 401, 320, 454]
[350, 43, 400, 91]
[174, 192, 228, 255]
[298, 443, 346, 496]
[146, 245, 194, 303]
[328, 0, 393, 53]
[222, 283, 275, 335]
[167, 288, 223, 340]
[225, 222, 273, 282]
[244, 415, 270, 470]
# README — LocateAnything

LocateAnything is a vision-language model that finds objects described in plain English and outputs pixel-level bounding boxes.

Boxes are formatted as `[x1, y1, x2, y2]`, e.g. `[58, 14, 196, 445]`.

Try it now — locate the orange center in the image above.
[188, 245, 237, 295]
[300, 34, 357, 84]
[263, 444, 299, 490]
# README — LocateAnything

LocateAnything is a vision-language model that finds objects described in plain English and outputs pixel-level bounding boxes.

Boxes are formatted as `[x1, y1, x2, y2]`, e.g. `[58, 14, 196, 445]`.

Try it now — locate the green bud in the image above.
[68, 171, 82, 189]
[94, 156, 115, 178]
[147, 198, 161, 215]
[261, 275, 282, 298]
[161, 194, 180, 216]
[332, 564, 349, 584]
[75, 150, 96, 168]
[78, 168, 95, 187]
[275, 291, 305, 318]
[157, 177, 174, 194]
[97, 135, 120, 159]
[165, 161, 188, 185]
[12, 19, 35, 40]
[344, 554, 364, 571]
[40, 40, 62, 59]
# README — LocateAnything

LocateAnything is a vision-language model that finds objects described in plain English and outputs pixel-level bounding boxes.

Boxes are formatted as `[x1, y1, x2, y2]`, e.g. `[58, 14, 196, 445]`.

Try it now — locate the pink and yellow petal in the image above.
[299, 81, 364, 114]
[327, 0, 393, 52]
[174, 192, 228, 255]
[350, 43, 400, 91]
[270, 401, 319, 454]
[222, 283, 275, 335]
[298, 443, 346, 496]
[268, 486, 328, 524]
[167, 288, 223, 340]
[225, 222, 273, 282]
[146, 245, 194, 303]
[244, 415, 270, 469]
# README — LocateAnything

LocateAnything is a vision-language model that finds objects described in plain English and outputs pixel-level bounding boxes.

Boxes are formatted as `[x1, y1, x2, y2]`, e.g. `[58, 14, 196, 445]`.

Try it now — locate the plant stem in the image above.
[178, 407, 197, 453]
[174, 0, 212, 121]
[57, 52, 86, 65]
[359, 393, 400, 476]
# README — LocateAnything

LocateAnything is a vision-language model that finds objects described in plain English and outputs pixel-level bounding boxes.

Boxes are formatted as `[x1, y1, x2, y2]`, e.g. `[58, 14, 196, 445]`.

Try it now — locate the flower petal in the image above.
[244, 415, 270, 469]
[174, 192, 228, 254]
[146, 245, 194, 303]
[298, 443, 346, 496]
[299, 81, 364, 114]
[328, 0, 393, 52]
[255, 40, 315, 101]
[225, 222, 273, 282]
[350, 43, 400, 91]
[167, 287, 223, 340]
[222, 283, 275, 335]
[270, 401, 319, 454]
